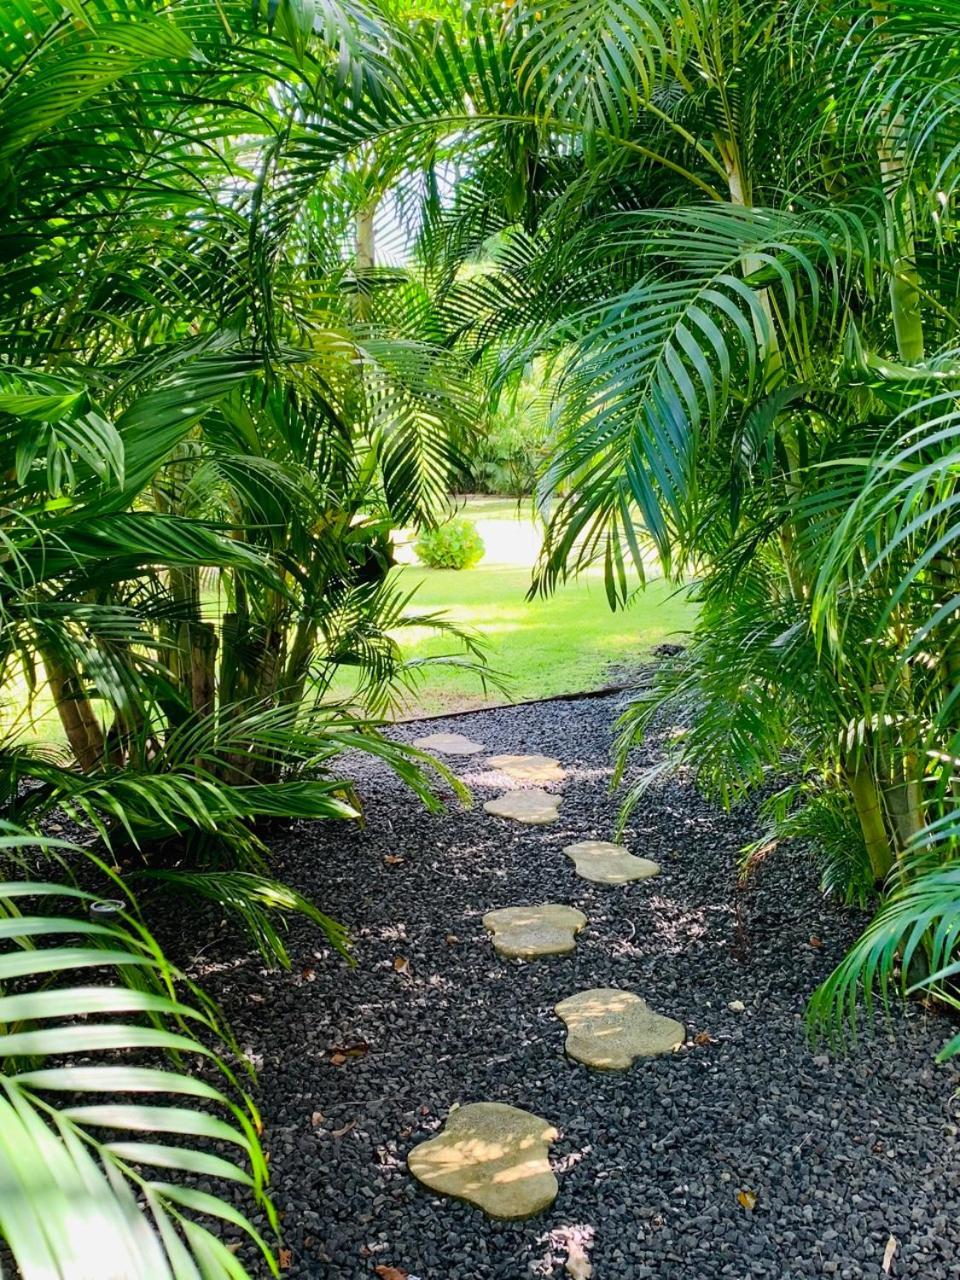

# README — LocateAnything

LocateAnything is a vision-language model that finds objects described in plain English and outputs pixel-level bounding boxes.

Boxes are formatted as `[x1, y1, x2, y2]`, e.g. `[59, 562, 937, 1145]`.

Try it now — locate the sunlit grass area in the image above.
[5, 498, 695, 740]
[331, 561, 694, 717]
[329, 496, 696, 717]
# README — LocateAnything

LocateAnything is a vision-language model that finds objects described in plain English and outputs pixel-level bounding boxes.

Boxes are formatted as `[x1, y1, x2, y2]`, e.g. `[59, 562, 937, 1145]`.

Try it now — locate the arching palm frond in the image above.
[535, 204, 880, 595]
[0, 835, 276, 1279]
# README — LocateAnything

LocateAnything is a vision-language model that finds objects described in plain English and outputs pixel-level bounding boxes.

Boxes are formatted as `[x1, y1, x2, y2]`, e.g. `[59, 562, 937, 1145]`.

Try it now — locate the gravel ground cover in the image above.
[174, 690, 960, 1280]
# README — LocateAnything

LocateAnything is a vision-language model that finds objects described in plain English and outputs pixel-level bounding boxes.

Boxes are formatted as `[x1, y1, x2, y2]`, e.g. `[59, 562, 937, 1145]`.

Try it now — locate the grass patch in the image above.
[328, 562, 695, 717]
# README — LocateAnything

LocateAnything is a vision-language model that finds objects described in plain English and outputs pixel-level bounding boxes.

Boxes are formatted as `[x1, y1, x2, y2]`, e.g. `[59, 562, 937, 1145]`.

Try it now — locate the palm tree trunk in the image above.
[844, 758, 895, 882]
[354, 200, 376, 322]
[41, 649, 105, 772]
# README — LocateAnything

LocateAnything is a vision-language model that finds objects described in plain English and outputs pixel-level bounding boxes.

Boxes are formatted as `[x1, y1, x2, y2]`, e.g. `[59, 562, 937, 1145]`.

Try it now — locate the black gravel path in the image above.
[179, 691, 960, 1280]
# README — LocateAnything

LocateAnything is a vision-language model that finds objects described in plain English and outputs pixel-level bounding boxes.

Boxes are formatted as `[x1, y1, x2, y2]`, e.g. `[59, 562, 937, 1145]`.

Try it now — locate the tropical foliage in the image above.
[4, 0, 960, 1269]
[415, 516, 485, 569]
[0, 1, 481, 1271]
[271, 0, 960, 1050]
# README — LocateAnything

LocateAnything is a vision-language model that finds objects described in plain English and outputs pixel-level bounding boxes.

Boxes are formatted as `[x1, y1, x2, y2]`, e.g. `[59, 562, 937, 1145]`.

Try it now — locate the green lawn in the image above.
[328, 496, 696, 717]
[10, 498, 697, 738]
[342, 561, 694, 718]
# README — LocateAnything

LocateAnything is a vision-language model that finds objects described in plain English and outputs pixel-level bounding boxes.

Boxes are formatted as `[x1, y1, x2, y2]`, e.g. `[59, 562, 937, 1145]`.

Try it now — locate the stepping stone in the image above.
[555, 988, 685, 1069]
[563, 840, 660, 884]
[486, 753, 565, 783]
[483, 904, 586, 959]
[483, 788, 561, 824]
[412, 732, 484, 755]
[408, 1102, 558, 1219]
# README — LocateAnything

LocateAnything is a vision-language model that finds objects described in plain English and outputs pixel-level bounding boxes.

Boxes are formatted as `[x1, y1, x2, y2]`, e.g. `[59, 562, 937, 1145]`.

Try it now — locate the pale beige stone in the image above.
[563, 840, 660, 884]
[483, 904, 586, 959]
[555, 988, 685, 1069]
[483, 788, 561, 824]
[486, 754, 565, 783]
[412, 732, 484, 755]
[408, 1102, 558, 1219]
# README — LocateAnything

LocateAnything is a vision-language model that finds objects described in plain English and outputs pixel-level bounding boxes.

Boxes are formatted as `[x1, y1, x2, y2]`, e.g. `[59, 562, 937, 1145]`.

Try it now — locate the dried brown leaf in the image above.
[883, 1235, 898, 1274]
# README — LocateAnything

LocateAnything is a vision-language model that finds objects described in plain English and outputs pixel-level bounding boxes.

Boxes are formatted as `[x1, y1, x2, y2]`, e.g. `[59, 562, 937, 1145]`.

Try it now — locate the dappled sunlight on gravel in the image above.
[157, 689, 960, 1280]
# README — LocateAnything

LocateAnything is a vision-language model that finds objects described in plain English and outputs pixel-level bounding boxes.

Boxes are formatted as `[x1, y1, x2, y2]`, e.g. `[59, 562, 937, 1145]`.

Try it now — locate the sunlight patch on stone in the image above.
[483, 788, 561, 824]
[483, 904, 587, 958]
[408, 1102, 559, 1219]
[555, 988, 684, 1069]
[485, 754, 566, 783]
[412, 732, 485, 755]
[563, 840, 660, 884]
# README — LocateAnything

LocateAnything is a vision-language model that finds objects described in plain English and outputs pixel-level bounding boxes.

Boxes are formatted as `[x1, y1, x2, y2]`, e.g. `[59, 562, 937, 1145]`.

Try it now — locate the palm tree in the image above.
[291, 0, 960, 1044]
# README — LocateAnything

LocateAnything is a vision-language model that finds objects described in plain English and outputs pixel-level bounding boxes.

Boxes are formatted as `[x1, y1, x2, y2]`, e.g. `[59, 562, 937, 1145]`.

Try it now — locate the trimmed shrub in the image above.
[415, 517, 485, 569]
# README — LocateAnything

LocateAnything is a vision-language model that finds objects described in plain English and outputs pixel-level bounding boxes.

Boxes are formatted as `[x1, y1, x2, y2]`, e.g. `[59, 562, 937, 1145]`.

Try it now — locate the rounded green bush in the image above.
[415, 517, 485, 570]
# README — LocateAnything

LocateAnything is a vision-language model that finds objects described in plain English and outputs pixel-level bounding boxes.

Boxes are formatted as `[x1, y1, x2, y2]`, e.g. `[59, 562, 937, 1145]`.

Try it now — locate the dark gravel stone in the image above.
[160, 691, 960, 1279]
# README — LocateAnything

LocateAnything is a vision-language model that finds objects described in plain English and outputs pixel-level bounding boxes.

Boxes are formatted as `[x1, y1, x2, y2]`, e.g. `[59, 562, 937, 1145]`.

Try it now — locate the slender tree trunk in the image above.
[354, 201, 376, 322]
[41, 649, 105, 772]
[844, 758, 894, 882]
[185, 620, 218, 718]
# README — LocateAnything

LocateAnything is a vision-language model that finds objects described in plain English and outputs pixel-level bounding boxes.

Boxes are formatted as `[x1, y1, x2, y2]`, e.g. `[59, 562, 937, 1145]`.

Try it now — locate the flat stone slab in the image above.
[555, 988, 685, 1069]
[412, 732, 484, 755]
[486, 754, 565, 783]
[408, 1102, 558, 1219]
[563, 840, 660, 884]
[483, 788, 561, 824]
[483, 904, 586, 959]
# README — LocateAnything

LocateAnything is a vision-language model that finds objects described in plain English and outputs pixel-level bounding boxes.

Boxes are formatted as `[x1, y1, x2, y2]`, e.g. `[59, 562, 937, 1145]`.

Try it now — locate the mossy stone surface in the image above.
[483, 788, 561, 824]
[555, 988, 684, 1069]
[563, 840, 660, 884]
[408, 1102, 559, 1219]
[483, 904, 586, 959]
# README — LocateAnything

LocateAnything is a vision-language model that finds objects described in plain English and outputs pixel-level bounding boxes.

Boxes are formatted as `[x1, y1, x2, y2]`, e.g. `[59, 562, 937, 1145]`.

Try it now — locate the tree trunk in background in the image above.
[185, 620, 218, 718]
[354, 200, 376, 322]
[845, 758, 895, 882]
[42, 649, 105, 772]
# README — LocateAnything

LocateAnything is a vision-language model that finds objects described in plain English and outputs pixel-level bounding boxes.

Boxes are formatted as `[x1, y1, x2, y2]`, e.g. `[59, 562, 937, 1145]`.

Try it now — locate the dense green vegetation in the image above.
[2, 0, 960, 1273]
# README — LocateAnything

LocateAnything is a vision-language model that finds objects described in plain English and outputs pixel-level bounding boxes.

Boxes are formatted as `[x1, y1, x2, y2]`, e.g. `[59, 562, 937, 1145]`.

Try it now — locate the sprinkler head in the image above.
[89, 898, 126, 920]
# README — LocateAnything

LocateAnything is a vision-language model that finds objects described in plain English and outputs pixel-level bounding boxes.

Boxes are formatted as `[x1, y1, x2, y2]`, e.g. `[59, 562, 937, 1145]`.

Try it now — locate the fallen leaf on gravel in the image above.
[331, 1119, 357, 1138]
[301, 966, 316, 982]
[310, 1111, 324, 1128]
[278, 1248, 292, 1270]
[693, 1030, 715, 1046]
[384, 855, 405, 866]
[566, 1240, 593, 1279]
[393, 955, 412, 977]
[737, 1189, 757, 1210]
[883, 1235, 898, 1274]
[374, 1267, 408, 1280]
[328, 1041, 369, 1065]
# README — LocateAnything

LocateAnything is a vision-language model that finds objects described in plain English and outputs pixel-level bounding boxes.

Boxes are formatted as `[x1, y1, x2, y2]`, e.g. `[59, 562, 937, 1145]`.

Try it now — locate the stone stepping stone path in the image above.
[412, 731, 484, 755]
[563, 839, 660, 884]
[483, 788, 561, 824]
[483, 904, 586, 959]
[406, 734, 682, 1223]
[408, 1102, 559, 1219]
[485, 753, 565, 783]
[555, 988, 685, 1069]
